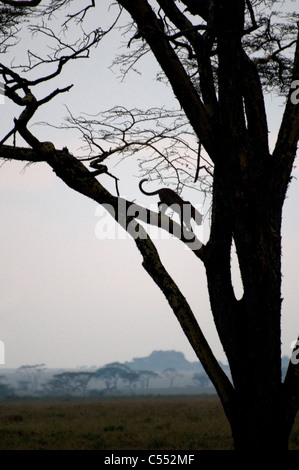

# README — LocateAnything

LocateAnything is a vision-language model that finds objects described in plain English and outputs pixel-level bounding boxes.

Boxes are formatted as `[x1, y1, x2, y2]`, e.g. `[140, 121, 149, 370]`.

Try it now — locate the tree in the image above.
[94, 363, 132, 392]
[0, 0, 299, 450]
[0, 1, 29, 51]
[138, 370, 159, 388]
[163, 367, 182, 388]
[0, 376, 15, 398]
[44, 371, 92, 396]
[122, 370, 140, 392]
[17, 364, 46, 393]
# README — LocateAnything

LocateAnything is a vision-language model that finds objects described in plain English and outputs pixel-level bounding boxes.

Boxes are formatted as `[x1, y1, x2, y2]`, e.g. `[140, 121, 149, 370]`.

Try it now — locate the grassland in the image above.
[0, 395, 298, 450]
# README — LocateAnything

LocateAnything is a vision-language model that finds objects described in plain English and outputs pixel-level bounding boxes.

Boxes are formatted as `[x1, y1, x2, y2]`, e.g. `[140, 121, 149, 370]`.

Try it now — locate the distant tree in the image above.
[44, 373, 72, 396]
[122, 370, 140, 391]
[163, 368, 182, 388]
[94, 363, 131, 391]
[17, 380, 30, 393]
[105, 362, 132, 372]
[0, 382, 14, 398]
[44, 371, 92, 396]
[94, 368, 116, 391]
[138, 370, 160, 389]
[17, 364, 46, 394]
[69, 371, 93, 396]
[0, 376, 15, 398]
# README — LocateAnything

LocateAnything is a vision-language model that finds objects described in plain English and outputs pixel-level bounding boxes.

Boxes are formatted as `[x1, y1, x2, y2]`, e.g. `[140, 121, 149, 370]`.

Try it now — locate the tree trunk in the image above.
[231, 394, 288, 450]
[204, 155, 288, 449]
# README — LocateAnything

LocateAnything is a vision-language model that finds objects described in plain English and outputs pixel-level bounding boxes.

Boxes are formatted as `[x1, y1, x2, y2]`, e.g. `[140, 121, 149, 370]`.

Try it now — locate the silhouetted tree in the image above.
[0, 0, 299, 450]
[17, 364, 46, 393]
[163, 368, 182, 388]
[0, 376, 15, 398]
[94, 363, 131, 391]
[44, 371, 92, 396]
[122, 370, 140, 392]
[138, 370, 159, 388]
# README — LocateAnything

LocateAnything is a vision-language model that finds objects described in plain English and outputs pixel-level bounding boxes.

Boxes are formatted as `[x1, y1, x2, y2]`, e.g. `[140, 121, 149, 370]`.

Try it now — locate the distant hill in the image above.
[125, 350, 205, 372]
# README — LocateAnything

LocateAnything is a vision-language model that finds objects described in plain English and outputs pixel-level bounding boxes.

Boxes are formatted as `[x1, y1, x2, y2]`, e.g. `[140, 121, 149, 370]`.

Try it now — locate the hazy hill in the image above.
[125, 350, 205, 372]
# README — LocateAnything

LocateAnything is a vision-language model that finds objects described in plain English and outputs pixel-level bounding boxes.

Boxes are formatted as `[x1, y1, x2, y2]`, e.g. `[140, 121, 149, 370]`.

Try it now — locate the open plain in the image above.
[0, 396, 298, 450]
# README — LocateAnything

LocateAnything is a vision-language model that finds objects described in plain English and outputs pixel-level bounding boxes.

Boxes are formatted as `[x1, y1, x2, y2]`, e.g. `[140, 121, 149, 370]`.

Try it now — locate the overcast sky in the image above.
[0, 1, 298, 369]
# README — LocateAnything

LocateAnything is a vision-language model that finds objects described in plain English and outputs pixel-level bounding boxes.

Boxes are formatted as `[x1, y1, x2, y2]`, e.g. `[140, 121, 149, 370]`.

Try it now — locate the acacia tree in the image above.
[0, 0, 299, 450]
[17, 364, 46, 393]
[44, 371, 92, 396]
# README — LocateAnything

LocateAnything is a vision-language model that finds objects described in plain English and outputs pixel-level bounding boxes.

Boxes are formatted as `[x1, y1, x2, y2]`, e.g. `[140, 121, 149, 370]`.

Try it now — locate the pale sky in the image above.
[0, 1, 298, 369]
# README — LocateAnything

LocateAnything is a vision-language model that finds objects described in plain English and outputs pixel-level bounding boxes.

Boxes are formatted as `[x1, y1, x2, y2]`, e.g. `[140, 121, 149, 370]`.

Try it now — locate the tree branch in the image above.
[179, 0, 209, 21]
[0, 142, 205, 254]
[241, 50, 269, 158]
[118, 0, 217, 161]
[59, 105, 213, 191]
[0, 144, 45, 162]
[0, 0, 41, 6]
[14, 26, 106, 87]
[62, 0, 95, 26]
[1, 62, 73, 151]
[272, 25, 299, 198]
[1, 65, 206, 254]
[157, 0, 218, 116]
[132, 225, 236, 421]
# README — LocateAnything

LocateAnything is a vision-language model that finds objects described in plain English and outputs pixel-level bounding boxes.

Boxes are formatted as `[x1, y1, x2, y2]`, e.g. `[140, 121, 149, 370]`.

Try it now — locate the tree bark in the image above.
[203, 159, 285, 449]
[200, 1, 291, 449]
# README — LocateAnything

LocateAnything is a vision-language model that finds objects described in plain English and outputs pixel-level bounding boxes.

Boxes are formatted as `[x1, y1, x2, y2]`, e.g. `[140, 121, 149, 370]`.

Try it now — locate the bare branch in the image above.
[55, 105, 213, 193]
[37, 84, 73, 106]
[13, 25, 106, 86]
[272, 24, 299, 196]
[244, 0, 258, 34]
[62, 0, 96, 26]
[132, 226, 234, 418]
[0, 0, 41, 6]
[1, 62, 73, 150]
